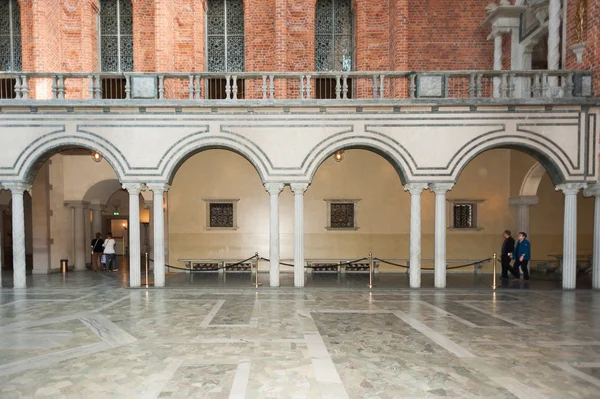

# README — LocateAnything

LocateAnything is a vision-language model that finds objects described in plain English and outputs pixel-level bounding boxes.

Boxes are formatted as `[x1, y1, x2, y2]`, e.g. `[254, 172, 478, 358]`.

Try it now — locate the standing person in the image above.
[91, 233, 104, 272]
[511, 232, 531, 281]
[500, 230, 515, 279]
[103, 233, 117, 272]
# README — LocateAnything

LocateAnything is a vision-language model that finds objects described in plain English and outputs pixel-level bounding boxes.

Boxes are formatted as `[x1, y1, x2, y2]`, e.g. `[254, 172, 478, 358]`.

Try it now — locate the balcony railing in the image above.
[0, 70, 594, 102]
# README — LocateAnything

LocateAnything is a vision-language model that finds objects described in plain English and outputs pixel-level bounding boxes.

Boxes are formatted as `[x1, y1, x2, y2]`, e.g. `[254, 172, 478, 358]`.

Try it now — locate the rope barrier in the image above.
[374, 257, 491, 271]
[149, 254, 258, 272]
[258, 257, 368, 268]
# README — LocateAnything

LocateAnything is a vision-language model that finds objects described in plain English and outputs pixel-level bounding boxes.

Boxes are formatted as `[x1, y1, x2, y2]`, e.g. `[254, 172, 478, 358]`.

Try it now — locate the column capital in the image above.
[429, 183, 454, 195]
[508, 195, 539, 206]
[146, 183, 171, 194]
[584, 183, 600, 198]
[64, 200, 90, 209]
[290, 183, 309, 194]
[265, 183, 285, 195]
[404, 183, 429, 195]
[122, 183, 147, 195]
[2, 182, 32, 194]
[89, 203, 105, 211]
[556, 183, 587, 195]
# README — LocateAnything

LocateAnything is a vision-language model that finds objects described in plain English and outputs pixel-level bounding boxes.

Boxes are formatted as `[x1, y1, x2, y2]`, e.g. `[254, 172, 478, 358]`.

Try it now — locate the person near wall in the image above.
[103, 232, 117, 272]
[511, 232, 531, 281]
[500, 230, 515, 279]
[91, 233, 104, 272]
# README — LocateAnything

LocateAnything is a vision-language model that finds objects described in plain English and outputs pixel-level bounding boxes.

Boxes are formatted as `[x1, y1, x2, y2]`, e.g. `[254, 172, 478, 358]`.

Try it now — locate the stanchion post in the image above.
[492, 253, 497, 289]
[252, 252, 262, 287]
[145, 252, 149, 288]
[367, 252, 376, 288]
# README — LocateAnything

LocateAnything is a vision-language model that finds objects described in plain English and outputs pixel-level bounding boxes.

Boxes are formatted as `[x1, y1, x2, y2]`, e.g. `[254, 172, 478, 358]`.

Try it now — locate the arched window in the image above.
[206, 0, 245, 99]
[99, 0, 133, 98]
[315, 0, 353, 99]
[0, 0, 22, 99]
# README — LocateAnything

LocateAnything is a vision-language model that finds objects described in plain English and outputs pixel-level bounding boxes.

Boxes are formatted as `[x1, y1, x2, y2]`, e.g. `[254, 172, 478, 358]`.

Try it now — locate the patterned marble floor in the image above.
[0, 271, 599, 398]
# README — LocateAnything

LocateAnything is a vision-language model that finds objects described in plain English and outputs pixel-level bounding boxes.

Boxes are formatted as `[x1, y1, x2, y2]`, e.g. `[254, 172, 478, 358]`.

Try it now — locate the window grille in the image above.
[330, 203, 355, 228]
[0, 0, 21, 99]
[315, 0, 353, 99]
[209, 203, 234, 228]
[453, 203, 475, 229]
[99, 0, 132, 99]
[207, 0, 245, 99]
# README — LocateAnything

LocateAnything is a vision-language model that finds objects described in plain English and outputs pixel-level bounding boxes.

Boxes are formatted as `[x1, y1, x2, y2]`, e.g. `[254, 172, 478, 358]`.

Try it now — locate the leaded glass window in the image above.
[99, 0, 133, 72]
[453, 203, 475, 229]
[206, 0, 245, 73]
[0, 0, 22, 72]
[209, 203, 234, 228]
[315, 0, 353, 72]
[330, 203, 354, 228]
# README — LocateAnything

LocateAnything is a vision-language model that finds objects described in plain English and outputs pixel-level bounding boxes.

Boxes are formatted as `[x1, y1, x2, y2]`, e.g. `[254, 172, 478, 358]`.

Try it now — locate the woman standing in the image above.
[102, 233, 117, 272]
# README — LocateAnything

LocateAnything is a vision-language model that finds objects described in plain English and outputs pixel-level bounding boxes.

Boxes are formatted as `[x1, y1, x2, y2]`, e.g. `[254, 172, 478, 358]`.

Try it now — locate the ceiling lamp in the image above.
[333, 150, 345, 162]
[91, 152, 103, 162]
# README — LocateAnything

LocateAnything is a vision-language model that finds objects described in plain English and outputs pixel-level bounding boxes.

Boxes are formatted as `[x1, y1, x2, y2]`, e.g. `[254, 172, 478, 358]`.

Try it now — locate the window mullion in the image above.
[224, 0, 228, 72]
[117, 0, 121, 72]
[331, 0, 335, 71]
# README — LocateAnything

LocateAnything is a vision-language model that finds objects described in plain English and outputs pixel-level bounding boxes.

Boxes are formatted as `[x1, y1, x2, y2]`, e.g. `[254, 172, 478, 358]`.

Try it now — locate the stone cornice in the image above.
[64, 200, 90, 209]
[508, 195, 539, 206]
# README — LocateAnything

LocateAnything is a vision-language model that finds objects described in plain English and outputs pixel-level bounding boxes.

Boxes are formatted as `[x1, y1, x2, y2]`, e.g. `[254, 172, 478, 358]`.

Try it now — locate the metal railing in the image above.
[0, 70, 594, 102]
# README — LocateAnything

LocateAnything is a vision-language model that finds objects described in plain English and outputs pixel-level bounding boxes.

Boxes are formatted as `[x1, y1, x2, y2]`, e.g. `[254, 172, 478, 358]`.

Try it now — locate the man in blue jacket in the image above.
[511, 232, 531, 281]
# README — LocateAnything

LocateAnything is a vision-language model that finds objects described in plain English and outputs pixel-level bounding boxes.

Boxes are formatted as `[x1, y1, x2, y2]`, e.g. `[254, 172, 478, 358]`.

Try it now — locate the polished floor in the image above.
[0, 270, 599, 398]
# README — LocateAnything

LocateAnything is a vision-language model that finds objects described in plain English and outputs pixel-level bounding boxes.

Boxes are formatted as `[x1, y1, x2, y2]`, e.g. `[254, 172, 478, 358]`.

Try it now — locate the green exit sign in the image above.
[113, 211, 120, 216]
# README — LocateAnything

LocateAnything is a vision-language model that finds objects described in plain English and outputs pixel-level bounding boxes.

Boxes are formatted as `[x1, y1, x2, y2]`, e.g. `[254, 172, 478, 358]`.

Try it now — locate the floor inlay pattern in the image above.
[0, 272, 599, 398]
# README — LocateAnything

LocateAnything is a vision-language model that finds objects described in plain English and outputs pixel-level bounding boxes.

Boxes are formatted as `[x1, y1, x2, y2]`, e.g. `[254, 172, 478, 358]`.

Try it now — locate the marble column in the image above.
[64, 201, 90, 270]
[147, 184, 169, 288]
[584, 184, 600, 289]
[291, 183, 308, 288]
[123, 183, 145, 288]
[83, 204, 91, 268]
[4, 183, 32, 288]
[265, 183, 284, 287]
[89, 203, 104, 237]
[547, 0, 561, 91]
[0, 203, 5, 284]
[493, 32, 503, 98]
[404, 183, 428, 288]
[508, 195, 539, 237]
[429, 183, 454, 289]
[556, 183, 586, 289]
[144, 199, 154, 262]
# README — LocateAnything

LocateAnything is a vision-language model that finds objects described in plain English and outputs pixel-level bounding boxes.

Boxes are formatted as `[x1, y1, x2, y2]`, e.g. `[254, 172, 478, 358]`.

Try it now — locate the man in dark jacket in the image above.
[511, 232, 531, 281]
[500, 230, 515, 279]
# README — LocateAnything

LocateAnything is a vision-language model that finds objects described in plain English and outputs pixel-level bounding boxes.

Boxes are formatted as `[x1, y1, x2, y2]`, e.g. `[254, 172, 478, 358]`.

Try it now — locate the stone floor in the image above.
[0, 270, 599, 398]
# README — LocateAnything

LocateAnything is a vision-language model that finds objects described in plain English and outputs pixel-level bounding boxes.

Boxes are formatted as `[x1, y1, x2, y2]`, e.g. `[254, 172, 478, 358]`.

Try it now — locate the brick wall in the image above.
[566, 0, 599, 97]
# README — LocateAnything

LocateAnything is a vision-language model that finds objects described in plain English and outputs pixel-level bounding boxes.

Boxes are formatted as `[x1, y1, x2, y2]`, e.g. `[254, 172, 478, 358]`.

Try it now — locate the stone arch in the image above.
[83, 179, 124, 205]
[15, 132, 128, 184]
[162, 137, 270, 185]
[452, 138, 567, 185]
[304, 135, 411, 184]
[519, 162, 547, 196]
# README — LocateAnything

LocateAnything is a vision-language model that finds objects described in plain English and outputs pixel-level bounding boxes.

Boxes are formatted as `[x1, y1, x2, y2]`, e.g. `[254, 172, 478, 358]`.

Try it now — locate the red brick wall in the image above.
[566, 0, 600, 96]
[408, 0, 493, 70]
[133, 0, 156, 72]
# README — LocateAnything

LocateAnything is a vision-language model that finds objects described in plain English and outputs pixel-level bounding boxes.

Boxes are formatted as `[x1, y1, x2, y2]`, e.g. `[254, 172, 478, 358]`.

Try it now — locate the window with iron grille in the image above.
[204, 199, 239, 229]
[315, 0, 353, 99]
[0, 0, 21, 99]
[99, 0, 133, 99]
[206, 0, 245, 99]
[325, 199, 359, 230]
[452, 203, 475, 229]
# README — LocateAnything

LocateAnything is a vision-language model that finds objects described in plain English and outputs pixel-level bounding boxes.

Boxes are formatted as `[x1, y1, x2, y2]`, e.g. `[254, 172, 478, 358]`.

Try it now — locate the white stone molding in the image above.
[3, 183, 31, 289]
[519, 162, 546, 196]
[264, 183, 284, 287]
[147, 183, 170, 287]
[429, 183, 454, 288]
[509, 195, 539, 237]
[404, 183, 429, 288]
[556, 183, 587, 289]
[569, 42, 587, 64]
[584, 184, 600, 290]
[65, 201, 91, 271]
[291, 183, 309, 288]
[123, 183, 146, 288]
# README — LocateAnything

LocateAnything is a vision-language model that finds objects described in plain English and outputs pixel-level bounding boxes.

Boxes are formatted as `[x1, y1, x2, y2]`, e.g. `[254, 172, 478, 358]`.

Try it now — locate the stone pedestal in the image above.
[556, 183, 586, 289]
[291, 183, 308, 288]
[404, 183, 428, 288]
[430, 183, 454, 288]
[265, 183, 284, 287]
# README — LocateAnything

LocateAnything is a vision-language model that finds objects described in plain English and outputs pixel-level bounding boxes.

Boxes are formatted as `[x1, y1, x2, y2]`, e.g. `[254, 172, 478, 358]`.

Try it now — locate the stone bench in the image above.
[177, 259, 254, 273]
[306, 260, 379, 273]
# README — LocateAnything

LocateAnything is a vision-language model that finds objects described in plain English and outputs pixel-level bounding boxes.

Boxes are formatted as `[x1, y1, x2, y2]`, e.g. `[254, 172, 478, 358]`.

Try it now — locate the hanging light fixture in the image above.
[91, 151, 103, 162]
[333, 150, 345, 162]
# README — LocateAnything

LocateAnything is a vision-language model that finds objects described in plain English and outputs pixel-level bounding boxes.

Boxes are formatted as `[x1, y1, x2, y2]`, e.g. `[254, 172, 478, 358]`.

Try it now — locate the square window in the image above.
[325, 199, 359, 230]
[204, 199, 239, 230]
[452, 203, 475, 229]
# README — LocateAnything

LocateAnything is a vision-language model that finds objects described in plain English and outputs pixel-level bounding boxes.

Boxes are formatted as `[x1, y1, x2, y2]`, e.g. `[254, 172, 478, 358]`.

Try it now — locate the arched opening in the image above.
[166, 148, 268, 278]
[453, 148, 594, 286]
[1, 146, 124, 287]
